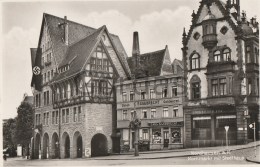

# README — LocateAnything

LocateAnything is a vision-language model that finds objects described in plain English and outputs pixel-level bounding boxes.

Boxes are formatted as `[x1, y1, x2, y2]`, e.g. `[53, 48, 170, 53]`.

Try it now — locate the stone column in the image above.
[161, 128, 164, 149]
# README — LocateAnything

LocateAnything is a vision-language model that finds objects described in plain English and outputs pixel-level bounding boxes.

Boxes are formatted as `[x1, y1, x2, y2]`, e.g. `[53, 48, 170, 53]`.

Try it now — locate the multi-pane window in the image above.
[73, 107, 77, 122]
[257, 78, 259, 95]
[55, 111, 58, 124]
[172, 86, 177, 97]
[122, 110, 127, 120]
[142, 109, 147, 119]
[191, 54, 200, 69]
[255, 48, 259, 64]
[47, 71, 50, 82]
[46, 112, 49, 125]
[67, 84, 71, 99]
[130, 91, 134, 101]
[150, 89, 155, 99]
[223, 49, 230, 61]
[192, 82, 200, 99]
[122, 92, 127, 102]
[151, 108, 156, 118]
[219, 78, 227, 95]
[90, 46, 111, 72]
[130, 111, 135, 120]
[173, 108, 178, 117]
[162, 87, 168, 98]
[246, 46, 251, 63]
[52, 111, 55, 124]
[66, 109, 69, 123]
[248, 78, 252, 95]
[79, 81, 84, 96]
[143, 129, 149, 140]
[43, 113, 46, 125]
[141, 90, 146, 100]
[163, 107, 169, 118]
[35, 94, 41, 107]
[62, 109, 65, 123]
[214, 51, 221, 62]
[78, 106, 81, 122]
[212, 79, 218, 96]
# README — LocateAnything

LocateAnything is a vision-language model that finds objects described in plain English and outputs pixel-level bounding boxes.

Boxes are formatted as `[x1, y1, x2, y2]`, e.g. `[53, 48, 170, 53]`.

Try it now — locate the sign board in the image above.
[85, 148, 91, 158]
[148, 121, 183, 127]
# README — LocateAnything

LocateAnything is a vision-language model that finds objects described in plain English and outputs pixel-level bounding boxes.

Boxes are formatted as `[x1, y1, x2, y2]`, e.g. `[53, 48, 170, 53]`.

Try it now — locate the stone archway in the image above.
[73, 131, 83, 158]
[51, 132, 59, 159]
[42, 133, 49, 159]
[34, 133, 41, 159]
[91, 133, 108, 157]
[61, 132, 70, 158]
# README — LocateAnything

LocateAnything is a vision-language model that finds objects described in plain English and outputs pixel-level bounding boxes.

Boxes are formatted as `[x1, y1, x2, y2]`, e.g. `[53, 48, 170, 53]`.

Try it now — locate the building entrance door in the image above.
[163, 131, 169, 148]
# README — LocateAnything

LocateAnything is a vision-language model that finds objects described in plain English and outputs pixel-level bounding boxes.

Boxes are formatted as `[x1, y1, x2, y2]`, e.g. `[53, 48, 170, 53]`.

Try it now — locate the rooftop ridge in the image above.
[140, 48, 166, 57]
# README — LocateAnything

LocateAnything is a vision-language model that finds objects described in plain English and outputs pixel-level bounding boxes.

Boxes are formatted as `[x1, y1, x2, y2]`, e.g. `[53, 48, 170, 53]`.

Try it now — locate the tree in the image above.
[16, 101, 34, 157]
[3, 118, 17, 157]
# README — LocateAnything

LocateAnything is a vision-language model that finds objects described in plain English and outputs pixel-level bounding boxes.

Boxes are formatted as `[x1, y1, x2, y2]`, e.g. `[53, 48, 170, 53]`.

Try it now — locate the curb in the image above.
[246, 156, 260, 164]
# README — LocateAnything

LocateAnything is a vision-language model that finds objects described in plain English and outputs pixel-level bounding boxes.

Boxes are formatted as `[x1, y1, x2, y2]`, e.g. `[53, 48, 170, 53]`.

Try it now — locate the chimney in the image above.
[132, 31, 140, 69]
[236, 0, 241, 21]
[64, 16, 69, 45]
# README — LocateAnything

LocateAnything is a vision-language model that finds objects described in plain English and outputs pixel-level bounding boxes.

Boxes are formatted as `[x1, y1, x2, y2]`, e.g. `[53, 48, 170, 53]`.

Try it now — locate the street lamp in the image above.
[249, 122, 256, 157]
[224, 126, 229, 150]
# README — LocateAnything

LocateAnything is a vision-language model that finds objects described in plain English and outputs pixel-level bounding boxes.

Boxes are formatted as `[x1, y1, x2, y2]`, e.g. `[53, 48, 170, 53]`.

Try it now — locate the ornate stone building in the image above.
[116, 32, 184, 151]
[30, 13, 131, 159]
[182, 0, 259, 148]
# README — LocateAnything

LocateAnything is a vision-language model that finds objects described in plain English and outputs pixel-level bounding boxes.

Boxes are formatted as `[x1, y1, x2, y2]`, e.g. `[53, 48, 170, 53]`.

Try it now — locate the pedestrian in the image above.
[3, 154, 7, 161]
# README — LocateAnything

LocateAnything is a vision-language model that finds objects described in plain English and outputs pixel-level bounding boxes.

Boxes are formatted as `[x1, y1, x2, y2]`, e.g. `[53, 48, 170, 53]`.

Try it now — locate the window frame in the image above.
[190, 53, 200, 70]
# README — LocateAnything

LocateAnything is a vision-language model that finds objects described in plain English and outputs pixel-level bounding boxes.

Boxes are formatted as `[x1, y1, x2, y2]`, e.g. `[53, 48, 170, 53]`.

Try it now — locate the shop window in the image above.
[143, 129, 149, 140]
[122, 110, 127, 120]
[219, 78, 227, 95]
[130, 91, 134, 101]
[162, 87, 168, 98]
[173, 108, 178, 117]
[215, 115, 237, 140]
[122, 92, 127, 102]
[212, 79, 218, 96]
[172, 86, 177, 97]
[214, 50, 221, 62]
[151, 108, 156, 118]
[223, 49, 231, 61]
[152, 129, 162, 143]
[150, 89, 155, 99]
[190, 53, 200, 70]
[163, 107, 169, 118]
[141, 90, 146, 100]
[171, 128, 181, 143]
[192, 116, 211, 140]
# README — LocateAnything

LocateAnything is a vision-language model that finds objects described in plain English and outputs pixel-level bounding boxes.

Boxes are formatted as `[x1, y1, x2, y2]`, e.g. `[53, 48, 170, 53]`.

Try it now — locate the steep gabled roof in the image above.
[38, 13, 131, 74]
[127, 46, 173, 78]
[52, 26, 104, 82]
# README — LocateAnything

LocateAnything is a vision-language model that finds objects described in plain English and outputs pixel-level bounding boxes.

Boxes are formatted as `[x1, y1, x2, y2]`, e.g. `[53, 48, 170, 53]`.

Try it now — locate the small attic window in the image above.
[220, 26, 228, 35]
[102, 35, 106, 41]
[193, 32, 201, 40]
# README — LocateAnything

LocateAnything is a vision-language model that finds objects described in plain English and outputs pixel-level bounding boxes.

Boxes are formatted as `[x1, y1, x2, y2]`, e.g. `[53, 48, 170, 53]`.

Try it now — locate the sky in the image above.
[1, 0, 259, 119]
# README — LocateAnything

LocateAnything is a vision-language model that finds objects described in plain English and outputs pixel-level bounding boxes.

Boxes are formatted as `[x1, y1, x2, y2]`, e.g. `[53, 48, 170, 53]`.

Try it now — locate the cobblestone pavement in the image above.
[3, 146, 259, 166]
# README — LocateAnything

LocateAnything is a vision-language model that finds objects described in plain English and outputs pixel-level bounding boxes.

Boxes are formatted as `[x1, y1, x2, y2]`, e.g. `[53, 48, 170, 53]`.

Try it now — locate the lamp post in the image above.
[224, 126, 229, 150]
[249, 122, 256, 157]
